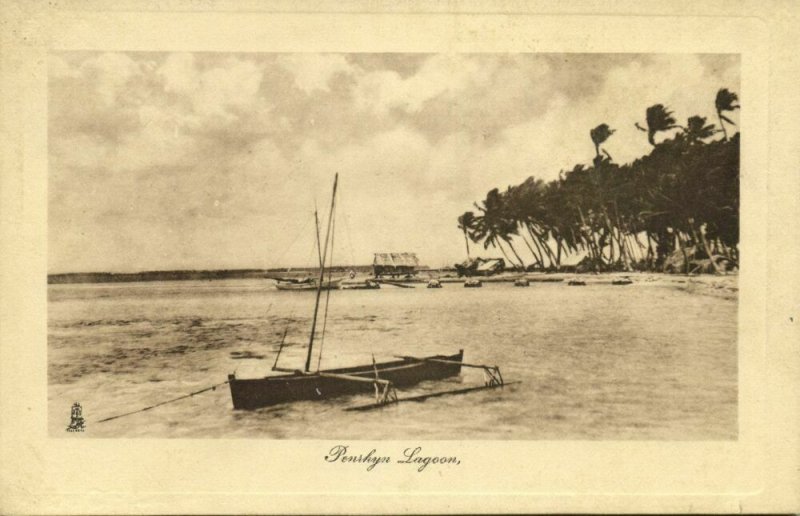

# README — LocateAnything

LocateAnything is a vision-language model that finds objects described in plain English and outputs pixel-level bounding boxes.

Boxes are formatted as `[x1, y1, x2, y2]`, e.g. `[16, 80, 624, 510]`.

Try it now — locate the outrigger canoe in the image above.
[228, 350, 463, 410]
[229, 174, 511, 412]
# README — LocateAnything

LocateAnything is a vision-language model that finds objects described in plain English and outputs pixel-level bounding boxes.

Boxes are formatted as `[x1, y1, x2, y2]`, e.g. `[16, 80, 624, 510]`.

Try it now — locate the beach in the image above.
[343, 271, 739, 301]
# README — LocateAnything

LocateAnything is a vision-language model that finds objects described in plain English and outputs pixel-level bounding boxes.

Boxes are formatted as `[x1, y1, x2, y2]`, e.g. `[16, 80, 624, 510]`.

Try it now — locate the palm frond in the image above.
[590, 123, 615, 146]
[715, 88, 740, 112]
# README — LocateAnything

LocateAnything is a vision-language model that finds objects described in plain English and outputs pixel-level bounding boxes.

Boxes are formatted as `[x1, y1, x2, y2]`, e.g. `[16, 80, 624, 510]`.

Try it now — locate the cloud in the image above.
[78, 52, 145, 106]
[48, 52, 740, 272]
[276, 54, 354, 94]
[353, 54, 496, 115]
[158, 52, 197, 95]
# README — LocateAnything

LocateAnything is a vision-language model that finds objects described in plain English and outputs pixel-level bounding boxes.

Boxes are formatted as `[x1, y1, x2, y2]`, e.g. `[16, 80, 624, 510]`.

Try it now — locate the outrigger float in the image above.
[229, 174, 514, 411]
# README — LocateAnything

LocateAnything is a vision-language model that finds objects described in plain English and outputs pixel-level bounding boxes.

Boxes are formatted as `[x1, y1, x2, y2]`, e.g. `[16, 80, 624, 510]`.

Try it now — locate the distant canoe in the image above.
[568, 280, 586, 286]
[342, 280, 380, 290]
[612, 278, 633, 285]
[464, 279, 483, 288]
[275, 277, 343, 291]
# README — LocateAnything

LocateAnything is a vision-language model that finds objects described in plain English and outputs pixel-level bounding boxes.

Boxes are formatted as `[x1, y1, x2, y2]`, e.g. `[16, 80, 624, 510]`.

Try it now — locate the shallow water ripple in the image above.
[48, 278, 737, 439]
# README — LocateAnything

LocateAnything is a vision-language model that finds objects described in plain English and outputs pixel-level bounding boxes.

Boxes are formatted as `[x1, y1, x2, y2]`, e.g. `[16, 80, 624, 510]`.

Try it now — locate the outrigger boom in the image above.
[345, 380, 519, 412]
[343, 355, 514, 412]
[394, 355, 505, 387]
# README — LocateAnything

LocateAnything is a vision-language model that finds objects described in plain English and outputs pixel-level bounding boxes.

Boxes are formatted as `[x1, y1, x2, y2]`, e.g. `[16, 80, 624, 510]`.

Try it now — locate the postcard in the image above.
[1, 1, 798, 514]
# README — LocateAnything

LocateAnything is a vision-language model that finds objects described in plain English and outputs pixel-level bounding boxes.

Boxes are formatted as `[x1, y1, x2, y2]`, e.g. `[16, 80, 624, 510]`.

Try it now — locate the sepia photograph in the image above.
[48, 51, 741, 439]
[3, 2, 799, 514]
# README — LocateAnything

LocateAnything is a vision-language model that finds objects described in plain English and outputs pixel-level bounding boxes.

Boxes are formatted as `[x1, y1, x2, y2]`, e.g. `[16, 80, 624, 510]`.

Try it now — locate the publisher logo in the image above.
[66, 402, 86, 432]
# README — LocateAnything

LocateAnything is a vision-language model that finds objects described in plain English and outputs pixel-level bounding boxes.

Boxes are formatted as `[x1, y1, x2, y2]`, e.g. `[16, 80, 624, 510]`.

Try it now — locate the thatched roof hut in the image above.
[373, 252, 420, 277]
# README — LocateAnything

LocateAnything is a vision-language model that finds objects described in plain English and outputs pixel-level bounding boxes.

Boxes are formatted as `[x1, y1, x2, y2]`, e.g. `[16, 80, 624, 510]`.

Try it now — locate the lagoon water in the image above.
[48, 278, 737, 439]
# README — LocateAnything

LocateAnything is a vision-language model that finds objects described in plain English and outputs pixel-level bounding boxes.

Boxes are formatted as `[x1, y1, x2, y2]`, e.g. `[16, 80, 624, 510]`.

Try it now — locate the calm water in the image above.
[48, 279, 737, 439]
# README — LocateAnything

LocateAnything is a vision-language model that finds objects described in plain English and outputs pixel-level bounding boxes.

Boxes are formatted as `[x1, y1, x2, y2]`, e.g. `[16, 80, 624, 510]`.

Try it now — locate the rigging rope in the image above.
[95, 381, 229, 423]
[269, 302, 297, 374]
[337, 189, 358, 267]
[270, 215, 314, 270]
[272, 326, 289, 370]
[316, 198, 337, 372]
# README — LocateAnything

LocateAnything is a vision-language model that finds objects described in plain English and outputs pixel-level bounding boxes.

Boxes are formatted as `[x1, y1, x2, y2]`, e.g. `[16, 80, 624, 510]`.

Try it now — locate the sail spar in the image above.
[305, 173, 338, 372]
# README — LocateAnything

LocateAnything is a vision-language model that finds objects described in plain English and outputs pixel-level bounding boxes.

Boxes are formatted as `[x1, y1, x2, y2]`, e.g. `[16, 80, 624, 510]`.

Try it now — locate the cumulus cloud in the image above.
[48, 52, 739, 272]
[354, 54, 495, 114]
[276, 54, 353, 94]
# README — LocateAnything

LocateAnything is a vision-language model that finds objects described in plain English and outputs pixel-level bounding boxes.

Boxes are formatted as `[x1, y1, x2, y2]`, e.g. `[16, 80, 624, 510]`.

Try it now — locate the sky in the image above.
[48, 52, 739, 273]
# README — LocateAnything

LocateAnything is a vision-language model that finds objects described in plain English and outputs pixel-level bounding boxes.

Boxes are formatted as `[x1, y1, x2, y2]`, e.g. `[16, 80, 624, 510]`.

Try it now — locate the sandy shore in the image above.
[345, 271, 738, 301]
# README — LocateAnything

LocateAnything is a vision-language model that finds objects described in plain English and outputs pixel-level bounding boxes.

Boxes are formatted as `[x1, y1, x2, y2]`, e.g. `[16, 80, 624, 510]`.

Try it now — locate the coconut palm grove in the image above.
[457, 88, 740, 274]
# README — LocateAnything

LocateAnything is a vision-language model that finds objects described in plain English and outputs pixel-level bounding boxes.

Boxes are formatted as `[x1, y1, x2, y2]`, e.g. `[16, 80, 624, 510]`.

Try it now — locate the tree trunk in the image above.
[719, 240, 734, 264]
[677, 231, 690, 274]
[505, 239, 527, 271]
[717, 109, 728, 140]
[463, 230, 471, 260]
[577, 207, 601, 268]
[519, 230, 544, 268]
[555, 236, 563, 269]
[603, 210, 629, 270]
[531, 225, 558, 266]
[522, 226, 545, 267]
[527, 225, 553, 269]
[618, 229, 632, 271]
[624, 234, 638, 266]
[611, 205, 632, 271]
[689, 220, 722, 274]
[645, 232, 654, 269]
[494, 239, 517, 271]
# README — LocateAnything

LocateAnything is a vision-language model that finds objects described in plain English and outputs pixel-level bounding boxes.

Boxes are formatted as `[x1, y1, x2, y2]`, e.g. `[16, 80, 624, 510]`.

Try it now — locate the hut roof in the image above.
[373, 252, 420, 267]
[476, 259, 504, 271]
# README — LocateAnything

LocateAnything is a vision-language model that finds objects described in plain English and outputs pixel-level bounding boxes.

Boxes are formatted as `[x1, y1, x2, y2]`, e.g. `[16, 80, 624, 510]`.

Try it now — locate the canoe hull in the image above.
[228, 350, 463, 410]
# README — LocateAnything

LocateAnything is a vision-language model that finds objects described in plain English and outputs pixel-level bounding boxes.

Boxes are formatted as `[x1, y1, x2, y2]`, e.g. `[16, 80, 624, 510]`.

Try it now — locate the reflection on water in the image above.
[48, 279, 737, 439]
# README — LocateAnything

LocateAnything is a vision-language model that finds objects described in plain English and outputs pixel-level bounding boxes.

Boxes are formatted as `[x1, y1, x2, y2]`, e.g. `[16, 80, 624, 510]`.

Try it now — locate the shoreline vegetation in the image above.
[457, 90, 740, 276]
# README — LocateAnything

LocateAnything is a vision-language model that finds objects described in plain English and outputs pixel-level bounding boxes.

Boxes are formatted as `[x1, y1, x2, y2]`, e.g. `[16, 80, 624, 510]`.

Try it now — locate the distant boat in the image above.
[228, 174, 510, 411]
[464, 279, 483, 288]
[341, 279, 380, 290]
[612, 278, 633, 286]
[514, 278, 530, 287]
[568, 280, 586, 286]
[274, 277, 343, 291]
[427, 279, 442, 288]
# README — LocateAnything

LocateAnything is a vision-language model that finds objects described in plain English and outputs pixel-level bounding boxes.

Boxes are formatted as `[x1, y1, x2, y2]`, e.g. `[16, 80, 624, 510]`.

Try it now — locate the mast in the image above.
[314, 209, 323, 268]
[305, 173, 338, 372]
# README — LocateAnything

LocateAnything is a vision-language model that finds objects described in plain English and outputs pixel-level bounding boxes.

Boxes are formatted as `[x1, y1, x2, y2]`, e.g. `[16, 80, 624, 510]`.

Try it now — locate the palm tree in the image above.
[590, 123, 615, 164]
[460, 94, 740, 275]
[685, 115, 717, 143]
[457, 211, 476, 260]
[635, 104, 682, 145]
[472, 189, 526, 270]
[715, 88, 740, 140]
[505, 178, 555, 269]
